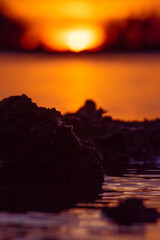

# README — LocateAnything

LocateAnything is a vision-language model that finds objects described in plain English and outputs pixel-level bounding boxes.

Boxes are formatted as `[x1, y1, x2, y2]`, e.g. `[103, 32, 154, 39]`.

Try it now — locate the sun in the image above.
[67, 30, 96, 52]
[40, 27, 105, 52]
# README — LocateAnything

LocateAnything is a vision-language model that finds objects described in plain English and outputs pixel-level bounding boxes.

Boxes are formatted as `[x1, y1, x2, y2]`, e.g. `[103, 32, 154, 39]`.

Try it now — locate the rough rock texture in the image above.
[1, 95, 160, 185]
[0, 95, 104, 185]
[63, 100, 160, 175]
[103, 198, 160, 224]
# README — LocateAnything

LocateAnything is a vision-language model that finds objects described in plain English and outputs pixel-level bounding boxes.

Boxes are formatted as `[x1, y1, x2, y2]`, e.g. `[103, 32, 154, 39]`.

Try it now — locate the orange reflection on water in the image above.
[1, 54, 160, 121]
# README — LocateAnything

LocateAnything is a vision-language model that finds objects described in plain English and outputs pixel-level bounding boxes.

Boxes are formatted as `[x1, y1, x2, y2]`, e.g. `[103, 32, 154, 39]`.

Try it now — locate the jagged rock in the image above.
[0, 95, 104, 186]
[63, 99, 109, 141]
[64, 100, 160, 175]
[103, 198, 160, 225]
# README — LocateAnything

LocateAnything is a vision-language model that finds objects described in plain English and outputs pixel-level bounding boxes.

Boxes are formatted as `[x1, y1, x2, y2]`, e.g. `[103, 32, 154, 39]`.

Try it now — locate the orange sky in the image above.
[2, 0, 160, 52]
[3, 0, 160, 21]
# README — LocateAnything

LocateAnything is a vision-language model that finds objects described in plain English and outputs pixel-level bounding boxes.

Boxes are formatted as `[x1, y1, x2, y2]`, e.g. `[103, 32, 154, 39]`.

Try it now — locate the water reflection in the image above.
[0, 172, 159, 239]
[1, 53, 160, 120]
[100, 174, 160, 211]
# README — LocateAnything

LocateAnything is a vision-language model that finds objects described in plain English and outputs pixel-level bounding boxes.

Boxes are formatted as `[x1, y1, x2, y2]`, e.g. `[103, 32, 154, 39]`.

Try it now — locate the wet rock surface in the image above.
[63, 100, 160, 175]
[0, 95, 104, 186]
[102, 198, 160, 225]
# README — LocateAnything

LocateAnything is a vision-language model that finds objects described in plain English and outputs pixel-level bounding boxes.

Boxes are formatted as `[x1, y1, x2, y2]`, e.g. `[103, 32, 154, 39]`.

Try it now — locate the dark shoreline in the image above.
[0, 94, 160, 214]
[1, 94, 160, 182]
[63, 99, 160, 175]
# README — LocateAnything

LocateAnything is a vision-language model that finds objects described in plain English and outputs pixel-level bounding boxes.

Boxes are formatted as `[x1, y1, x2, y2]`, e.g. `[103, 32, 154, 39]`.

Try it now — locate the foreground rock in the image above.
[1, 95, 160, 186]
[0, 95, 104, 186]
[103, 198, 160, 225]
[0, 184, 100, 213]
[63, 100, 160, 175]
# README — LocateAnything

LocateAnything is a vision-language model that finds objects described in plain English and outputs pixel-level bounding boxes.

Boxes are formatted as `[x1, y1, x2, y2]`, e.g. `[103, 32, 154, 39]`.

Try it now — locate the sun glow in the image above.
[40, 26, 105, 52]
[4, 0, 160, 53]
[67, 30, 95, 52]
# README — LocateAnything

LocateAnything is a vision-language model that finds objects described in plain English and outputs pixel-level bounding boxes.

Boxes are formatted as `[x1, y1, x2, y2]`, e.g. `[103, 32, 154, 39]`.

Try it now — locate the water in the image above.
[1, 53, 160, 120]
[1, 53, 160, 239]
[0, 172, 160, 240]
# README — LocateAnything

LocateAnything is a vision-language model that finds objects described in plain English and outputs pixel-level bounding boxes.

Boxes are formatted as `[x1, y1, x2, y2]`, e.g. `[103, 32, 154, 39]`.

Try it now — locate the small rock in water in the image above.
[103, 198, 160, 225]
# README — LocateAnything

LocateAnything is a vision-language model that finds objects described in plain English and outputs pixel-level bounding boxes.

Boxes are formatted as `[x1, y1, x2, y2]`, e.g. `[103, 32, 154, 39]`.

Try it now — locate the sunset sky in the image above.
[2, 0, 160, 52]
[3, 0, 160, 21]
[1, 1, 160, 119]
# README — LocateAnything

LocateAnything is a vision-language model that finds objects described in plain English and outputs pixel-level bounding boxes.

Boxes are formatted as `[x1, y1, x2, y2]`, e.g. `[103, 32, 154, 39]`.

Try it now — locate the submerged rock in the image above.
[0, 95, 104, 186]
[103, 198, 160, 225]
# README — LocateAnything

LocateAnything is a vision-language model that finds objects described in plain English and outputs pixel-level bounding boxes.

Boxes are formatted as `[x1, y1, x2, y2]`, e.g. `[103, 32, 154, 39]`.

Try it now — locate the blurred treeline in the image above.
[103, 15, 160, 52]
[0, 10, 24, 51]
[0, 8, 160, 52]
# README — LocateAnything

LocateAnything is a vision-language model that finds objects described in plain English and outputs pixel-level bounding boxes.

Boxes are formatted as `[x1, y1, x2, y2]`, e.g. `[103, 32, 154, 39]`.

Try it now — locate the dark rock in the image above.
[0, 184, 101, 213]
[0, 95, 104, 186]
[63, 99, 108, 141]
[63, 100, 160, 175]
[103, 198, 160, 225]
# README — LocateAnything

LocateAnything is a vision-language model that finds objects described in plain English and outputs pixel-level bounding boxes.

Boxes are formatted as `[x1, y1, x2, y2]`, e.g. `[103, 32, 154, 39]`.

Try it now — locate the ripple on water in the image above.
[0, 170, 160, 240]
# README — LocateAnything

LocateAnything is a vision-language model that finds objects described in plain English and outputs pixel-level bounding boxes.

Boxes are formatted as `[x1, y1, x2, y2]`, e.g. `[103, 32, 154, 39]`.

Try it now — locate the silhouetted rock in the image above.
[64, 100, 160, 175]
[63, 100, 108, 141]
[0, 184, 101, 213]
[103, 198, 160, 225]
[1, 95, 160, 187]
[0, 95, 104, 186]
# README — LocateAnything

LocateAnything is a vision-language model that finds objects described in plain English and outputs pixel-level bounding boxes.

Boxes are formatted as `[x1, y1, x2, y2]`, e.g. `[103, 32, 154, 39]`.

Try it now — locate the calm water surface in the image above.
[0, 172, 160, 240]
[1, 54, 160, 239]
[1, 53, 160, 120]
